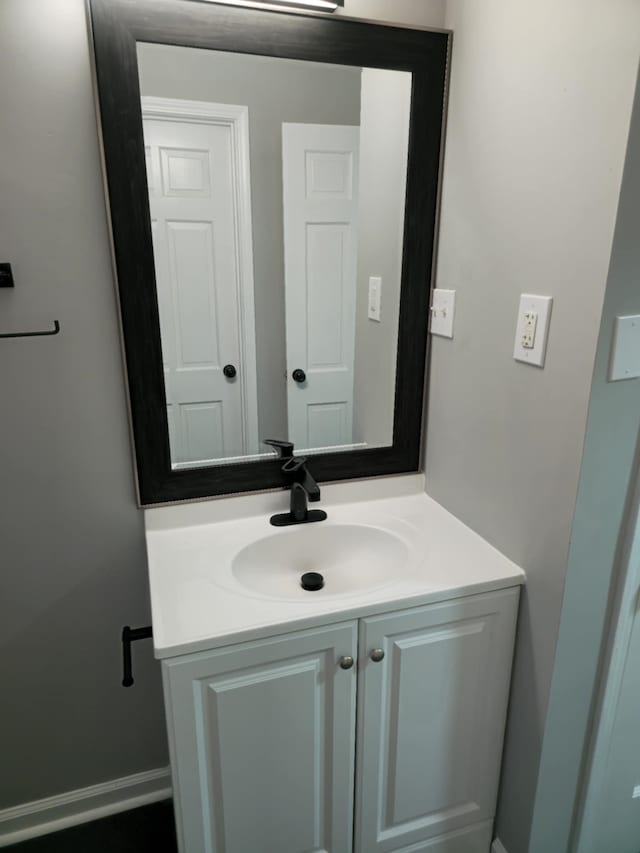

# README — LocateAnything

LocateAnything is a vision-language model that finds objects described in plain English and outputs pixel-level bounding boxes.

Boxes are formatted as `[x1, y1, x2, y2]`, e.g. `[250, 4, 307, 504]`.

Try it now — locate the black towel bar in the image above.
[121, 625, 153, 687]
[0, 320, 60, 339]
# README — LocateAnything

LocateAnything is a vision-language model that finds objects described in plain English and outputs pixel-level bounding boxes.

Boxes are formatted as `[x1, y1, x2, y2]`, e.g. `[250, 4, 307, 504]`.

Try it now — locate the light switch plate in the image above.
[514, 294, 553, 367]
[368, 276, 381, 322]
[609, 315, 640, 381]
[430, 288, 455, 338]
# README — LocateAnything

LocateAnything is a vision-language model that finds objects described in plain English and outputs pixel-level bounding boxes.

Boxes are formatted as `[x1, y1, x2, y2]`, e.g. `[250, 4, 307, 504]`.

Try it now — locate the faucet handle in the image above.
[282, 456, 307, 475]
[263, 438, 294, 459]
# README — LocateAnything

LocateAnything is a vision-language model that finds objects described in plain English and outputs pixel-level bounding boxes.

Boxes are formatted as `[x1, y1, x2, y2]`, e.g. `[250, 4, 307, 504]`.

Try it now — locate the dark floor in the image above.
[5, 800, 178, 853]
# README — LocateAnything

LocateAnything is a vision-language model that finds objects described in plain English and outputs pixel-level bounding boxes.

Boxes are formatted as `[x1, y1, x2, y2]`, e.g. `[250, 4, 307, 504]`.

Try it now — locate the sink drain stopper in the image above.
[300, 572, 324, 591]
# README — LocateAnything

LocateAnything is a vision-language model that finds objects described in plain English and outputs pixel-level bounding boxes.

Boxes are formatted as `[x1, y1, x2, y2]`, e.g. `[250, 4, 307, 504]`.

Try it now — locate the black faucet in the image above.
[264, 439, 327, 527]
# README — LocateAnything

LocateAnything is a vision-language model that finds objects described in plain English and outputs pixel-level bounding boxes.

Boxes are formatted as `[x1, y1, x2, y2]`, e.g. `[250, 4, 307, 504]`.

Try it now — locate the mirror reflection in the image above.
[136, 44, 411, 470]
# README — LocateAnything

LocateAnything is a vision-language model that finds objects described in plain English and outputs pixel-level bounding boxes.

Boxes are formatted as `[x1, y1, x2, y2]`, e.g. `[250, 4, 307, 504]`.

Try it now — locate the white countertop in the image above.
[144, 475, 525, 659]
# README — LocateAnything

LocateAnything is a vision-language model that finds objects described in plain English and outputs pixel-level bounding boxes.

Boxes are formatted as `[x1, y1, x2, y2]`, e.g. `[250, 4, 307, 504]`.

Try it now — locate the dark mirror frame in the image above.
[88, 0, 449, 505]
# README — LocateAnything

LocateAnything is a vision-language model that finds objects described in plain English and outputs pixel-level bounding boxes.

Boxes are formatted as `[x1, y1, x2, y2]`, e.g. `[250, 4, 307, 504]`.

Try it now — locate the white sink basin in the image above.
[144, 478, 526, 657]
[231, 522, 409, 601]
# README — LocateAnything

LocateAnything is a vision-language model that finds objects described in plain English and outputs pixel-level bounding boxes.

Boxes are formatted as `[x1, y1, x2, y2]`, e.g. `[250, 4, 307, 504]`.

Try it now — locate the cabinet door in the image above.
[354, 588, 519, 853]
[163, 621, 358, 853]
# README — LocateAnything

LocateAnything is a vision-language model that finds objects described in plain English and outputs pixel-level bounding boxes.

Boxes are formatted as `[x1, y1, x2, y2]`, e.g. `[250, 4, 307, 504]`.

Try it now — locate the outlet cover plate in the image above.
[514, 294, 553, 367]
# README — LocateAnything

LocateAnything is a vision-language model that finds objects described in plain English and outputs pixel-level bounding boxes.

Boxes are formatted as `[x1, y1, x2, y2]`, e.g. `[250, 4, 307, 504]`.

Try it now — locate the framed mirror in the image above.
[89, 0, 449, 504]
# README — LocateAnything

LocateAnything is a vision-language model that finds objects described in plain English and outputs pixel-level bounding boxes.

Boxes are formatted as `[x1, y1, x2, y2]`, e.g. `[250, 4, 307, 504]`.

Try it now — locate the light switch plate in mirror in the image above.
[88, 0, 450, 505]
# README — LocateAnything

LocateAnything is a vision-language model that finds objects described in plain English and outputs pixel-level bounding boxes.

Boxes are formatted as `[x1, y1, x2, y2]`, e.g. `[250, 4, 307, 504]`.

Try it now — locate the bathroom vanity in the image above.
[145, 477, 524, 853]
[90, 3, 523, 850]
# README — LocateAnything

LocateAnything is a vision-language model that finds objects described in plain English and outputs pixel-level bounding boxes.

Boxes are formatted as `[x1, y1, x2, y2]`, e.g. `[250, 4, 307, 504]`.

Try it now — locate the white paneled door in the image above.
[282, 123, 360, 451]
[143, 99, 258, 467]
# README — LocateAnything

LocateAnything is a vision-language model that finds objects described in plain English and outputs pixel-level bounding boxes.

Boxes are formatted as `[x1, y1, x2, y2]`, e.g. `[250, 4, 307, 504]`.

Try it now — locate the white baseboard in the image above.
[0, 766, 171, 847]
[492, 839, 509, 853]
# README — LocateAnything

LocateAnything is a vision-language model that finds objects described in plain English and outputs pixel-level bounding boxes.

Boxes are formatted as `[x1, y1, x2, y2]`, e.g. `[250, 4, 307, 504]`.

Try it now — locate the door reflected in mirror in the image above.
[136, 44, 411, 470]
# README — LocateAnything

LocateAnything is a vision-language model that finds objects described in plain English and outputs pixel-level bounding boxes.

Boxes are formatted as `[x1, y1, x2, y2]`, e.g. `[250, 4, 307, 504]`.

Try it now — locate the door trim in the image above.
[141, 96, 260, 461]
[571, 459, 640, 853]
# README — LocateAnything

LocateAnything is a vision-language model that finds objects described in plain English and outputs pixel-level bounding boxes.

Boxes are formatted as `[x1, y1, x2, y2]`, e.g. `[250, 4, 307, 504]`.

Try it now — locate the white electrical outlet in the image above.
[429, 289, 456, 338]
[522, 311, 538, 349]
[632, 785, 640, 799]
[514, 295, 553, 367]
[368, 276, 381, 322]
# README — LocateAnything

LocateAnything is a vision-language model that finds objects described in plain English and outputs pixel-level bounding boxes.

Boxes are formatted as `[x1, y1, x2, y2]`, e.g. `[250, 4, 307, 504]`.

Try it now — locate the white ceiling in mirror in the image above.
[136, 43, 411, 472]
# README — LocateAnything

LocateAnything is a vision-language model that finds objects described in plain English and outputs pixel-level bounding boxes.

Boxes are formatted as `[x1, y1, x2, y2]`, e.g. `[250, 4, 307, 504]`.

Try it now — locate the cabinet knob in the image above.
[339, 655, 354, 670]
[370, 648, 385, 663]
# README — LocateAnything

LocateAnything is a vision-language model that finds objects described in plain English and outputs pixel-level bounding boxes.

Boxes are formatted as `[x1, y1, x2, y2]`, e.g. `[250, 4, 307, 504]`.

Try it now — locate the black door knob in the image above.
[223, 364, 237, 379]
[292, 369, 306, 383]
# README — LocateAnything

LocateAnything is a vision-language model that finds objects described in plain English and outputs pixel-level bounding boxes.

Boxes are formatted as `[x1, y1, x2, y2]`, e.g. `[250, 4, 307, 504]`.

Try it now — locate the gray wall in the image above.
[530, 68, 640, 853]
[0, 0, 445, 810]
[0, 0, 167, 808]
[138, 44, 362, 444]
[353, 68, 411, 449]
[425, 2, 640, 851]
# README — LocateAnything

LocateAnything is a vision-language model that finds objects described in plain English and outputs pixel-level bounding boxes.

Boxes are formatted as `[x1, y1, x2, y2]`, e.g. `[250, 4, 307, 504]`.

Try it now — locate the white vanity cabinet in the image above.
[162, 587, 519, 853]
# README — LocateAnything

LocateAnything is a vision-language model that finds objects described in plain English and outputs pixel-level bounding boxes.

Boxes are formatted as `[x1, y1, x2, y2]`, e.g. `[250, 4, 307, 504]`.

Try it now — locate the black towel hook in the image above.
[0, 320, 60, 339]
